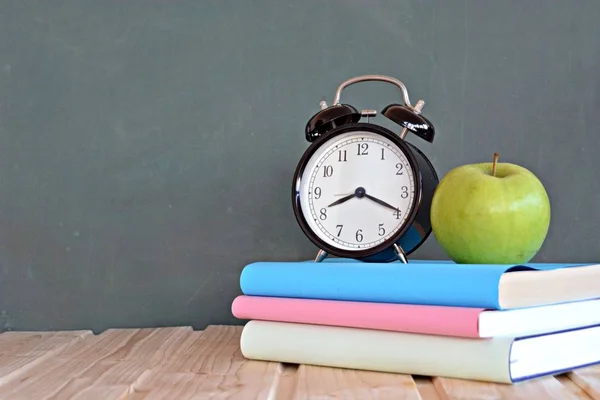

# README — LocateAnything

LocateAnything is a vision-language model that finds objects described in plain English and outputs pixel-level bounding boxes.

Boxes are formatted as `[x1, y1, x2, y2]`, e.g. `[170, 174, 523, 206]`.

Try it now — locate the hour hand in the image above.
[328, 193, 355, 207]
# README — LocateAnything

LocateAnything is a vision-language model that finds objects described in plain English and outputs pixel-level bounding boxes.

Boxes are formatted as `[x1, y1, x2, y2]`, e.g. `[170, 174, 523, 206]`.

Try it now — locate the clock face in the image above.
[297, 129, 417, 253]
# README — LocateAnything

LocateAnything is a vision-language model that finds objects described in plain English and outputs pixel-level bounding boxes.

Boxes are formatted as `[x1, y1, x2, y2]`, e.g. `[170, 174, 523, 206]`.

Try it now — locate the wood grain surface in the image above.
[0, 325, 598, 399]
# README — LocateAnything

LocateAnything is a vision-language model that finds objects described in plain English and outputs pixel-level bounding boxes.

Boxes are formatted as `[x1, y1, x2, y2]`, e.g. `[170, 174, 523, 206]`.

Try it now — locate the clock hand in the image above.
[328, 187, 399, 212]
[328, 186, 365, 207]
[327, 193, 355, 207]
[363, 193, 399, 212]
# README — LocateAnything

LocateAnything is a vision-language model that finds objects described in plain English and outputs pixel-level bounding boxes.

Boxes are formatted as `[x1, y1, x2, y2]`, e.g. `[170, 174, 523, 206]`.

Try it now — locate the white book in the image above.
[240, 320, 600, 383]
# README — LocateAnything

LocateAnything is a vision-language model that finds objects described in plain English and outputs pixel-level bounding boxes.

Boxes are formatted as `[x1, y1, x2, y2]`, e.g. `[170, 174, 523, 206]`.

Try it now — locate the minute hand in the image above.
[364, 194, 398, 212]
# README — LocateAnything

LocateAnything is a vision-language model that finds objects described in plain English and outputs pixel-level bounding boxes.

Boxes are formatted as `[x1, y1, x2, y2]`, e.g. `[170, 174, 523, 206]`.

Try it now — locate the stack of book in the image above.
[232, 258, 600, 383]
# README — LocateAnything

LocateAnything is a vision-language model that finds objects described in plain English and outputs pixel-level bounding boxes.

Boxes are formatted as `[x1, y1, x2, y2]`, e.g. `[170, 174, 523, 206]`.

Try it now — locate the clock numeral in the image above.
[338, 150, 347, 162]
[319, 208, 327, 220]
[396, 163, 404, 175]
[355, 229, 363, 242]
[401, 186, 408, 199]
[323, 165, 333, 177]
[357, 143, 368, 155]
[378, 223, 385, 236]
[381, 148, 385, 160]
[314, 187, 322, 199]
[336, 224, 343, 237]
[393, 208, 402, 219]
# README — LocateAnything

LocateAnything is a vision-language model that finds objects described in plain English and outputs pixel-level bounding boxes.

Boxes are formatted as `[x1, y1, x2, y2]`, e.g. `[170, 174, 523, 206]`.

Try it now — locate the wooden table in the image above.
[0, 325, 598, 399]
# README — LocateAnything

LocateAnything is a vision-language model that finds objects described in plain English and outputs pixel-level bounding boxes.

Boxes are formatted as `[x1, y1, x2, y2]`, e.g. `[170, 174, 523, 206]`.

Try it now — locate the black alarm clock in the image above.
[291, 75, 439, 263]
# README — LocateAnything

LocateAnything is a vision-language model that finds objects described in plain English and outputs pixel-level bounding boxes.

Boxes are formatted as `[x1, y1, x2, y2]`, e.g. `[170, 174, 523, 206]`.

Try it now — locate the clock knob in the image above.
[381, 102, 435, 143]
[305, 103, 361, 142]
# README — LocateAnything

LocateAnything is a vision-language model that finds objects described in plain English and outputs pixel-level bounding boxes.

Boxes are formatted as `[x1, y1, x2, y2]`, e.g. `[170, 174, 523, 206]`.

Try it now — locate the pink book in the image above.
[231, 295, 600, 338]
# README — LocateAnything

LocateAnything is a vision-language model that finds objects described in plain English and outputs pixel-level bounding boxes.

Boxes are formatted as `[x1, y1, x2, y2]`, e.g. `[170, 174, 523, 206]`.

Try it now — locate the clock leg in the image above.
[393, 244, 408, 264]
[314, 249, 328, 262]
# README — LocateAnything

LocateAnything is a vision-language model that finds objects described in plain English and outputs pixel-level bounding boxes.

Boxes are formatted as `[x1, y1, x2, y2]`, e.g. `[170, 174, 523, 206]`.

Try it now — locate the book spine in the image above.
[240, 321, 513, 383]
[232, 295, 484, 338]
[240, 261, 501, 308]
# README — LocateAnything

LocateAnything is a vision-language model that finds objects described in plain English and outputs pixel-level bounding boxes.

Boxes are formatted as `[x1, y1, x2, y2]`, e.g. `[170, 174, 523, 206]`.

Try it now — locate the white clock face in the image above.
[298, 129, 417, 253]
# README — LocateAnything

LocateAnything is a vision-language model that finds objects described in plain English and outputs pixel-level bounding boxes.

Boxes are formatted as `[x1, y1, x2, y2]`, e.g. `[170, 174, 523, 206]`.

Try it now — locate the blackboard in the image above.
[1, 0, 599, 332]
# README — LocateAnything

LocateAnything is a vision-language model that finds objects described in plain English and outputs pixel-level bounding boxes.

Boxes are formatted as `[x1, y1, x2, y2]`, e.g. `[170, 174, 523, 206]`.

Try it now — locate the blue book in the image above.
[239, 258, 600, 310]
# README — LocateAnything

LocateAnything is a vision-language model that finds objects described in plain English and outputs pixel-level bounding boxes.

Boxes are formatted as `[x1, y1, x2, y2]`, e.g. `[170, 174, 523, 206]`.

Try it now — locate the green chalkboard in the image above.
[1, 0, 599, 332]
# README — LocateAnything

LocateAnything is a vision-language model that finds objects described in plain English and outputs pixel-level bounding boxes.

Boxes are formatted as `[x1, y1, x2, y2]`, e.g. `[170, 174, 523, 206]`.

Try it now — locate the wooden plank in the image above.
[289, 364, 422, 400]
[62, 326, 194, 362]
[433, 376, 585, 400]
[0, 326, 596, 400]
[0, 327, 192, 399]
[556, 375, 593, 399]
[68, 385, 132, 400]
[0, 330, 92, 386]
[273, 364, 300, 399]
[127, 325, 286, 399]
[0, 328, 139, 399]
[569, 365, 600, 399]
[414, 377, 443, 400]
[0, 330, 91, 357]
[51, 326, 194, 399]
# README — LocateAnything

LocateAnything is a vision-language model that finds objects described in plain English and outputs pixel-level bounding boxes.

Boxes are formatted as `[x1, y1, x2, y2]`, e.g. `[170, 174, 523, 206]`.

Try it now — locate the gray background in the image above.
[1, 1, 599, 333]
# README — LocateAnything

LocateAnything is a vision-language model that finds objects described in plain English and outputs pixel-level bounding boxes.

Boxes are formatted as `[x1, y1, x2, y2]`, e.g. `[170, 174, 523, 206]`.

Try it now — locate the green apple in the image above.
[430, 154, 551, 264]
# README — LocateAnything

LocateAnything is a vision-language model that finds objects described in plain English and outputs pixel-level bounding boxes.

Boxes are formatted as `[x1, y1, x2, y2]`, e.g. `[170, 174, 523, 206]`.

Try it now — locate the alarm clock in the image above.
[291, 75, 439, 263]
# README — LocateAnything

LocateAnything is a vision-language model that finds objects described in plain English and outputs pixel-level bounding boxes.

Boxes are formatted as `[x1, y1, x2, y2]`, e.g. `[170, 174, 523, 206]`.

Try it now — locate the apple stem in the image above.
[492, 153, 499, 177]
